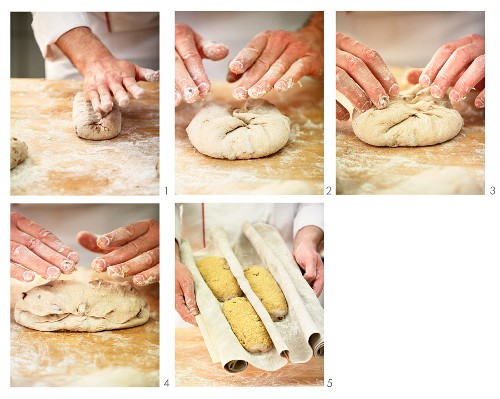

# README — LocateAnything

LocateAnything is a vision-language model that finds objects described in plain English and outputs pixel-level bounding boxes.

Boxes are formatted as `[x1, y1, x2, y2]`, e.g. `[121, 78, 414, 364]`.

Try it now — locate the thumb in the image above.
[406, 68, 423, 85]
[197, 38, 229, 61]
[135, 65, 160, 82]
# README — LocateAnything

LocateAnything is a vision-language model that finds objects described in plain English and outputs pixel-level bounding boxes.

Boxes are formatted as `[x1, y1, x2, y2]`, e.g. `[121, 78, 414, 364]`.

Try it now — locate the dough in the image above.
[14, 279, 149, 332]
[10, 137, 28, 169]
[381, 166, 483, 195]
[186, 99, 291, 160]
[222, 297, 273, 353]
[244, 265, 288, 321]
[196, 256, 243, 301]
[72, 91, 122, 140]
[352, 86, 463, 147]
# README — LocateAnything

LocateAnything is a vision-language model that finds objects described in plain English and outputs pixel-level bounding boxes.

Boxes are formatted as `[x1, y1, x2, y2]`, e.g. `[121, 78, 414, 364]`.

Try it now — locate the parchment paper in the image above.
[179, 222, 324, 373]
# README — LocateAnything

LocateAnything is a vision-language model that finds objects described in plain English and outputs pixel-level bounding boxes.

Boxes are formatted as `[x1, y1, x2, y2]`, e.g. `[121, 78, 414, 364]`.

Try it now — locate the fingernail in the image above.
[47, 266, 61, 280]
[133, 275, 145, 285]
[107, 265, 124, 278]
[92, 258, 106, 272]
[198, 82, 210, 96]
[132, 86, 145, 99]
[431, 85, 443, 98]
[378, 95, 389, 108]
[248, 86, 267, 99]
[232, 87, 247, 101]
[420, 74, 431, 87]
[389, 83, 400, 96]
[61, 259, 74, 272]
[230, 60, 244, 74]
[68, 252, 79, 264]
[23, 271, 35, 282]
[449, 90, 461, 102]
[184, 87, 199, 103]
[475, 97, 485, 108]
[97, 236, 110, 249]
[275, 79, 294, 93]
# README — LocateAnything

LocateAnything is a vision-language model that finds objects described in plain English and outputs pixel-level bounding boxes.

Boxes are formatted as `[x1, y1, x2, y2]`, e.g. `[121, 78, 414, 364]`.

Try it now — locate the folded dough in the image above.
[10, 137, 28, 169]
[352, 86, 463, 147]
[72, 91, 122, 140]
[14, 279, 149, 332]
[196, 256, 243, 301]
[244, 265, 288, 321]
[186, 99, 290, 160]
[222, 297, 273, 353]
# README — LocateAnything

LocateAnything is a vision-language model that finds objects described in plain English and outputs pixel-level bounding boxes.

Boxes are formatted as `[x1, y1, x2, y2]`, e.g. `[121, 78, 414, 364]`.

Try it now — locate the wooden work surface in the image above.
[175, 327, 324, 387]
[175, 80, 324, 195]
[336, 68, 485, 194]
[10, 79, 159, 196]
[10, 277, 159, 387]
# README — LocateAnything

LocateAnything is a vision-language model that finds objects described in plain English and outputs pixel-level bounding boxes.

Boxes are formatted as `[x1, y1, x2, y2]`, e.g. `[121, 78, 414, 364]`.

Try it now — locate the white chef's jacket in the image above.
[32, 12, 159, 80]
[337, 11, 485, 68]
[176, 203, 324, 253]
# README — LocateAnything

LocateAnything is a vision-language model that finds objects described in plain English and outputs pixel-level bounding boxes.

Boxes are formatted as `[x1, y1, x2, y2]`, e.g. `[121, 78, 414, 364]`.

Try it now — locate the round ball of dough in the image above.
[352, 87, 463, 147]
[186, 99, 291, 160]
[10, 137, 28, 169]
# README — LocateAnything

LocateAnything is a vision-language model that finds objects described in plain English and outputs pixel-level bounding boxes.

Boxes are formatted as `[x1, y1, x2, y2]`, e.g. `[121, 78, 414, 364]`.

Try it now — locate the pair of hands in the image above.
[10, 212, 159, 286]
[175, 12, 324, 107]
[336, 33, 485, 120]
[175, 225, 324, 326]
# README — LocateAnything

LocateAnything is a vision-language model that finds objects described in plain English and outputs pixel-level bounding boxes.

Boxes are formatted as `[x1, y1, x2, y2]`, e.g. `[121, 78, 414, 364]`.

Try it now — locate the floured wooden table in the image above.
[175, 327, 324, 387]
[336, 68, 485, 194]
[176, 80, 324, 195]
[10, 274, 159, 387]
[10, 79, 159, 196]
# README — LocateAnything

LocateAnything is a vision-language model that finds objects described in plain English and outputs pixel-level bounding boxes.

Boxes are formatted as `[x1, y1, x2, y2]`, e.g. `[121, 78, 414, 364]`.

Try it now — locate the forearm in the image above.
[55, 27, 114, 77]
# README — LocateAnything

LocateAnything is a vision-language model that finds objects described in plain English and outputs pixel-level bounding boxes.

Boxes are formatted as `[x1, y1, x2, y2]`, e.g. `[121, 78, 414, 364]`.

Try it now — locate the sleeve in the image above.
[293, 203, 324, 238]
[175, 203, 182, 243]
[31, 12, 91, 60]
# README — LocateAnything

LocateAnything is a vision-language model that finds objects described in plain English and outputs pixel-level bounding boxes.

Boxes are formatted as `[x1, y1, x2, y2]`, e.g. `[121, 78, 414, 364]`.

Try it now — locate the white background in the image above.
[3, 0, 499, 398]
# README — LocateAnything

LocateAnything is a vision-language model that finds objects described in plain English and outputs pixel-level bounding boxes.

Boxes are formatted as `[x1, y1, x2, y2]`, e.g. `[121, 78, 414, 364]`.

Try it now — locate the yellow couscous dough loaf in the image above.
[222, 297, 273, 353]
[244, 265, 288, 321]
[196, 256, 243, 301]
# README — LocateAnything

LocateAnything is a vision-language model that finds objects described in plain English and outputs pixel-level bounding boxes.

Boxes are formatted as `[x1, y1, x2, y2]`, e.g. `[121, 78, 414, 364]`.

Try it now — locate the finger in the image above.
[13, 212, 79, 264]
[336, 33, 399, 96]
[175, 50, 201, 103]
[175, 26, 210, 95]
[97, 86, 114, 113]
[273, 56, 317, 94]
[229, 31, 268, 74]
[449, 54, 485, 103]
[107, 247, 160, 278]
[86, 89, 102, 113]
[336, 48, 389, 109]
[175, 87, 182, 107]
[406, 68, 423, 85]
[11, 230, 75, 273]
[226, 70, 242, 84]
[96, 220, 153, 249]
[312, 259, 324, 297]
[336, 66, 372, 112]
[336, 100, 350, 121]
[301, 262, 317, 285]
[196, 35, 229, 61]
[475, 88, 485, 108]
[136, 66, 160, 82]
[431, 44, 485, 99]
[109, 81, 130, 108]
[11, 262, 36, 282]
[419, 34, 479, 87]
[133, 264, 160, 286]
[175, 292, 198, 326]
[76, 231, 114, 254]
[11, 241, 61, 280]
[92, 231, 158, 272]
[122, 77, 145, 99]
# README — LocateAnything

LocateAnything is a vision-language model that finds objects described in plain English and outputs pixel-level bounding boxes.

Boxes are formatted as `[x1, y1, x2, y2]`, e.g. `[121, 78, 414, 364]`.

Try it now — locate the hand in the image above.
[336, 33, 399, 121]
[175, 259, 199, 326]
[408, 34, 485, 108]
[175, 24, 229, 106]
[56, 27, 159, 113]
[10, 212, 79, 282]
[293, 225, 324, 296]
[228, 11, 324, 100]
[77, 219, 159, 286]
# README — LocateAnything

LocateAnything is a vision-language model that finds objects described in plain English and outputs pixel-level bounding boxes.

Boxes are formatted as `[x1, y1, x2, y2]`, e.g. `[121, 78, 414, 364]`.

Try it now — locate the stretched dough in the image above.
[352, 86, 463, 147]
[222, 297, 273, 353]
[72, 92, 122, 140]
[244, 265, 288, 321]
[196, 256, 243, 301]
[10, 137, 28, 169]
[186, 99, 291, 160]
[14, 279, 149, 332]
